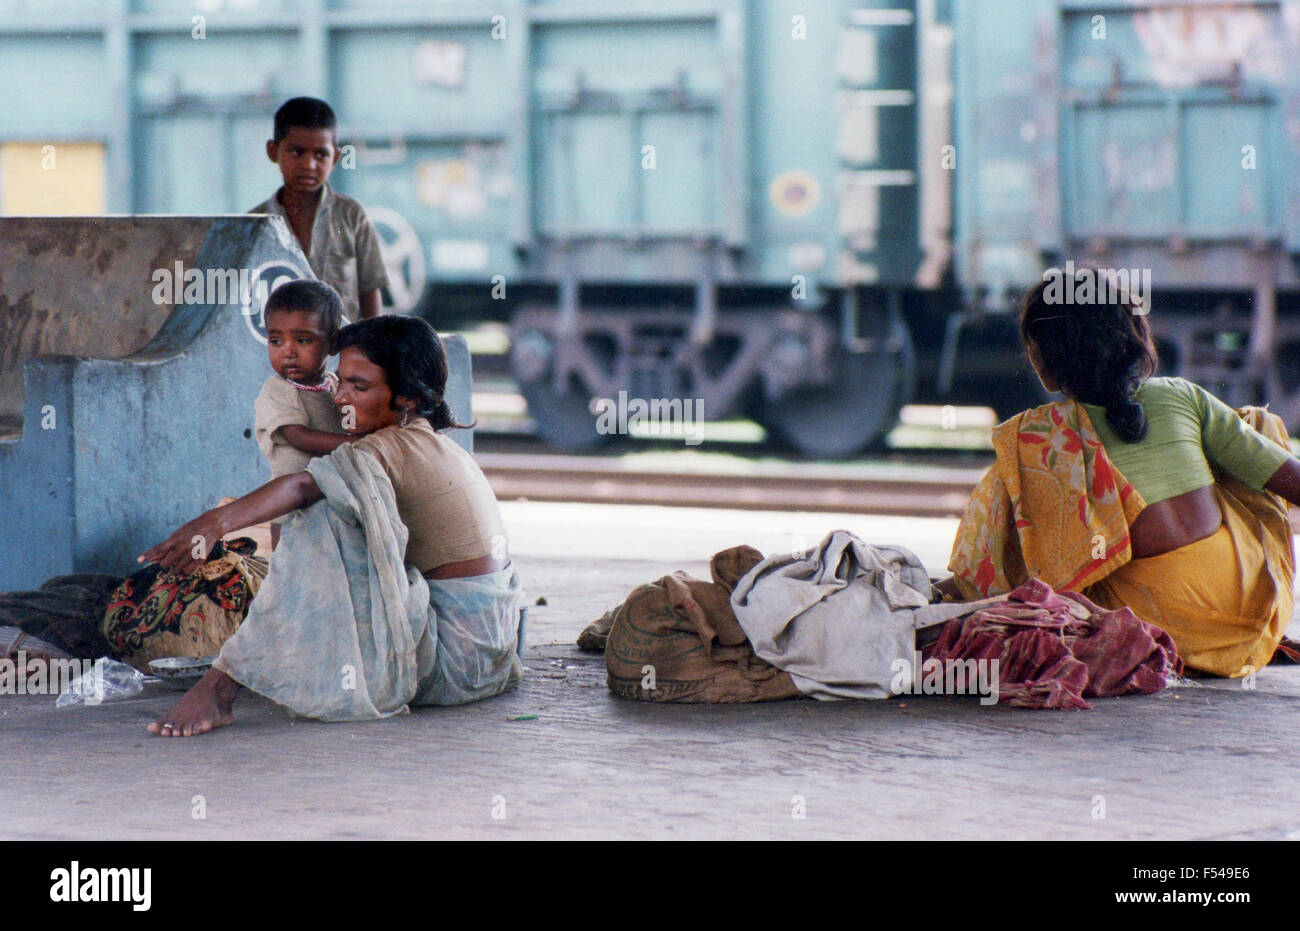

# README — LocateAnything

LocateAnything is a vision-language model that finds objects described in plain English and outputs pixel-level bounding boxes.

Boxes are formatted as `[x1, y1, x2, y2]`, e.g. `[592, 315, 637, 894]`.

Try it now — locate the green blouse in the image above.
[1077, 377, 1289, 505]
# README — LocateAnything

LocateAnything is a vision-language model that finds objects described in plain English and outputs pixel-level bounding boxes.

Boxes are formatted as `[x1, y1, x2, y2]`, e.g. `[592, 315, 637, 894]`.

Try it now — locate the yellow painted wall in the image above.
[0, 142, 106, 215]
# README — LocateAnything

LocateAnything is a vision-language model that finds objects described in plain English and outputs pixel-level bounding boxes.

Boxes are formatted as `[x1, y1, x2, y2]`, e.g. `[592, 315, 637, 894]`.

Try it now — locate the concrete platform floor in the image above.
[2, 501, 1298, 840]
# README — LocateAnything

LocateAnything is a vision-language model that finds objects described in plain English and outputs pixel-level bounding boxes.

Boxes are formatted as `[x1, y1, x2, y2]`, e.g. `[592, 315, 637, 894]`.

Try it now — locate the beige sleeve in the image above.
[254, 378, 313, 474]
[351, 430, 398, 484]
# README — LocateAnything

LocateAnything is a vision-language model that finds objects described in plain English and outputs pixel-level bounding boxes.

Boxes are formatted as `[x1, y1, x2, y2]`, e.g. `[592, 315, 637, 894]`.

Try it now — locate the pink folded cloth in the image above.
[923, 578, 1182, 709]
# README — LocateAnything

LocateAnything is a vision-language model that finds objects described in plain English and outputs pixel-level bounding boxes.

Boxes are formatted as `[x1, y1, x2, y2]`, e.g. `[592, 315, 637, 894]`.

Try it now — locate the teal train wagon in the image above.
[1, 0, 1297, 456]
[953, 0, 1300, 424]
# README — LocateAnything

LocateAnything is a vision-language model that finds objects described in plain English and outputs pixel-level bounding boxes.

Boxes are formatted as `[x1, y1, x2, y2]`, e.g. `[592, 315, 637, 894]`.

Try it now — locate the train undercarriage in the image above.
[458, 274, 1300, 458]
[495, 283, 1049, 458]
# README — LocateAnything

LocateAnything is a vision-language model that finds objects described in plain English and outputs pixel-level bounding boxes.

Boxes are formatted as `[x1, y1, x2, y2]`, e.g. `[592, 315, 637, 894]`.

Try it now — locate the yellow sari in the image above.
[949, 402, 1293, 677]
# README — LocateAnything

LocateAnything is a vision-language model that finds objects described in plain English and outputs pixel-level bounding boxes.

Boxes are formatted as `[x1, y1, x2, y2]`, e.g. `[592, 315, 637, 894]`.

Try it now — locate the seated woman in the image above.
[941, 270, 1300, 677]
[143, 315, 521, 736]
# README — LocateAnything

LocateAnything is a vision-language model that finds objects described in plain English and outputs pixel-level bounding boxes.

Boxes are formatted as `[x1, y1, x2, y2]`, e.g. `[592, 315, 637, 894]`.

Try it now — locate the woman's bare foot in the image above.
[148, 668, 240, 737]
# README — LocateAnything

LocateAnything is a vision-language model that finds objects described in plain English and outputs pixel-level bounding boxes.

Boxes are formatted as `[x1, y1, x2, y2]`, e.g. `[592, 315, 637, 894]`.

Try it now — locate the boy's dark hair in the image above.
[273, 97, 337, 143]
[334, 316, 472, 432]
[264, 279, 343, 336]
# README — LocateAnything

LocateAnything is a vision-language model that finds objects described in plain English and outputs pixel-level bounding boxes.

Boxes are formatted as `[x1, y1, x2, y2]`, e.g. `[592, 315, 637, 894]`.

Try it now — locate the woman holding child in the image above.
[941, 268, 1300, 678]
[144, 292, 520, 736]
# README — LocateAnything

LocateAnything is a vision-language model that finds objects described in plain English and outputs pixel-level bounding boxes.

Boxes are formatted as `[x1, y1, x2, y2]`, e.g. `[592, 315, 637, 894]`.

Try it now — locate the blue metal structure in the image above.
[0, 215, 474, 591]
[2, 0, 1299, 453]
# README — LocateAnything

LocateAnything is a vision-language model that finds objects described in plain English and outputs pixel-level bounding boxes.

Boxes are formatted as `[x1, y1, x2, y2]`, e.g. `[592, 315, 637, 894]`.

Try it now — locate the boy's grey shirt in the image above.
[249, 183, 390, 321]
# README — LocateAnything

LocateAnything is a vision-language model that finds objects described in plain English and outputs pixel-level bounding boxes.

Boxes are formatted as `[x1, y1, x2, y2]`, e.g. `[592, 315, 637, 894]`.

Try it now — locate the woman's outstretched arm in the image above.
[139, 471, 324, 575]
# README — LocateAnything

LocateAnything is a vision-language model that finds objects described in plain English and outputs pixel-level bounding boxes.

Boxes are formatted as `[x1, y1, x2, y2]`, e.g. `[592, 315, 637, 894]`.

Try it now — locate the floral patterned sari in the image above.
[950, 400, 1295, 677]
[948, 402, 1145, 599]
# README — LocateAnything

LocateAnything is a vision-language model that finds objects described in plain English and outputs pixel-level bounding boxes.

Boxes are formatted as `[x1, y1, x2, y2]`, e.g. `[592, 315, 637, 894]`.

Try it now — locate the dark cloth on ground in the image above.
[0, 573, 122, 658]
[1272, 638, 1300, 664]
[577, 611, 612, 652]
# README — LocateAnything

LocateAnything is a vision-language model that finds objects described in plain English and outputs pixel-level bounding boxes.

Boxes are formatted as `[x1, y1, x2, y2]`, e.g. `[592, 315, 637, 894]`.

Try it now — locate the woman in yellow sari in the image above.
[942, 270, 1300, 677]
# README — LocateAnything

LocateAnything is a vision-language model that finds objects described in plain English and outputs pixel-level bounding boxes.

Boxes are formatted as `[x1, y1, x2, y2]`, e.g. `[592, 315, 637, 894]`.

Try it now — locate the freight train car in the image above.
[1, 0, 1298, 455]
[954, 0, 1300, 424]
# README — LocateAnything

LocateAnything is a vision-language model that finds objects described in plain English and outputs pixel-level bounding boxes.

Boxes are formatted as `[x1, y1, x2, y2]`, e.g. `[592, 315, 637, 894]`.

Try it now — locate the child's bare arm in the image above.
[277, 424, 356, 455]
[359, 288, 382, 319]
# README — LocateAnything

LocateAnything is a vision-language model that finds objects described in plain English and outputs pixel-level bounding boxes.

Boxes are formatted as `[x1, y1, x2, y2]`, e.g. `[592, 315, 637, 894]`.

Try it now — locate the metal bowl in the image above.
[147, 655, 218, 691]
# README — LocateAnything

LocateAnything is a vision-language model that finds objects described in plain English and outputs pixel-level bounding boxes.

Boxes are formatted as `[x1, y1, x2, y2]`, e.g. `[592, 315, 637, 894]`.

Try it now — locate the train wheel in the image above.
[510, 326, 616, 452]
[516, 373, 613, 452]
[760, 346, 910, 459]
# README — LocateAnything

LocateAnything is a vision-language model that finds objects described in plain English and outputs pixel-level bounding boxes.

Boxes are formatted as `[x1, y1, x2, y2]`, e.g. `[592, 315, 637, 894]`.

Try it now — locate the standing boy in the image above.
[250, 97, 389, 321]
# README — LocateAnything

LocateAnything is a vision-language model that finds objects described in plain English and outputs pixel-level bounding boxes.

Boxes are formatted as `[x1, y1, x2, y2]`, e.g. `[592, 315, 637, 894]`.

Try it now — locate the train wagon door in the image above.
[531, 18, 724, 250]
[136, 111, 272, 214]
[327, 24, 517, 314]
[131, 27, 294, 214]
[534, 79, 719, 239]
[511, 8, 737, 450]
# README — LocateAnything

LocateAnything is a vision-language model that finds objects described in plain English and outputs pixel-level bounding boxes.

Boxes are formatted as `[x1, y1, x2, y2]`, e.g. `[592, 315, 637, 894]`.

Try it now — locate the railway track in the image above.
[479, 452, 987, 517]
[482, 451, 1300, 534]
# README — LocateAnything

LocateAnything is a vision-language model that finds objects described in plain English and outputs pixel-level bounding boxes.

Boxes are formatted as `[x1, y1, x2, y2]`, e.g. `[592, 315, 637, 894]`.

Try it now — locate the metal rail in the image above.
[482, 451, 1300, 533]
[479, 452, 982, 516]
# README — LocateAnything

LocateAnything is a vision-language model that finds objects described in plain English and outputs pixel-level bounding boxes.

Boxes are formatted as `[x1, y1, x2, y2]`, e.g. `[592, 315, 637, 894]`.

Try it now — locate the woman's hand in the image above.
[1265, 457, 1300, 509]
[931, 576, 965, 602]
[139, 508, 229, 576]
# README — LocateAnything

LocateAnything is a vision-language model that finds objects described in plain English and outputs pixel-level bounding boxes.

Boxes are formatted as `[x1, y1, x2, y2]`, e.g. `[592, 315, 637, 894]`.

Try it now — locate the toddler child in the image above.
[253, 279, 353, 545]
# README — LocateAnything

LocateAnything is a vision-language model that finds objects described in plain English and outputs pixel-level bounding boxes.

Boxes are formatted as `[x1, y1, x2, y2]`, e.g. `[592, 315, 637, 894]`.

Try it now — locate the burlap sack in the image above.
[602, 545, 801, 703]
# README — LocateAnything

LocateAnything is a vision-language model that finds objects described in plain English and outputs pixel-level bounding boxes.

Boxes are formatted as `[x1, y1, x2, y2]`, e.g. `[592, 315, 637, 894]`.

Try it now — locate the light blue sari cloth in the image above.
[215, 444, 523, 721]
